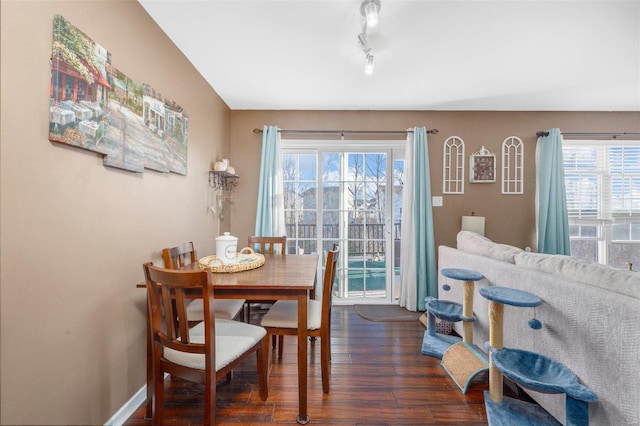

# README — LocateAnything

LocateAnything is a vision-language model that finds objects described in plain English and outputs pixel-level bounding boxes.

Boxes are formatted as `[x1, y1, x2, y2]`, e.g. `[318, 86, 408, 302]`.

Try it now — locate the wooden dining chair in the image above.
[245, 236, 287, 321]
[143, 262, 268, 426]
[260, 245, 339, 393]
[248, 235, 287, 255]
[162, 242, 245, 321]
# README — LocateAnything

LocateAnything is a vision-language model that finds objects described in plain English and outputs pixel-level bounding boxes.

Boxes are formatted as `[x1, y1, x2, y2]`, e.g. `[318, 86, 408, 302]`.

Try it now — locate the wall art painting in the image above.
[48, 15, 188, 175]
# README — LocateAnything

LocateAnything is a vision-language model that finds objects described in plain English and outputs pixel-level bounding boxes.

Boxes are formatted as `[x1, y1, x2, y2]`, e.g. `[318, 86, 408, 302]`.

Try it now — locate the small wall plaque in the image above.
[470, 146, 495, 183]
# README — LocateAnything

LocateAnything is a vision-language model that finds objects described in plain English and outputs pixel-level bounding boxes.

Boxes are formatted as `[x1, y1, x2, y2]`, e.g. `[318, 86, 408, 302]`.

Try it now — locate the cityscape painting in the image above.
[48, 15, 188, 175]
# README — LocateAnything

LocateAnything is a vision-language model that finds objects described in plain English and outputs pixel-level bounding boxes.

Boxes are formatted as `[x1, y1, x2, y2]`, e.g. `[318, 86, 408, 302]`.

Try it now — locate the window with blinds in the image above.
[563, 140, 640, 267]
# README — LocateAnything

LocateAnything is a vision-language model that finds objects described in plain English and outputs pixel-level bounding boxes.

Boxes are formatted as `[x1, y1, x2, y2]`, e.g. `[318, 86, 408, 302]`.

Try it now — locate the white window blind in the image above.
[609, 146, 640, 218]
[563, 141, 640, 221]
[563, 144, 602, 219]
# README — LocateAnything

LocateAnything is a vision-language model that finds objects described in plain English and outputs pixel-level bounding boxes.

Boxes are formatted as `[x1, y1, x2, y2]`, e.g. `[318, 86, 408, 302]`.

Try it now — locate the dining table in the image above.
[139, 253, 320, 425]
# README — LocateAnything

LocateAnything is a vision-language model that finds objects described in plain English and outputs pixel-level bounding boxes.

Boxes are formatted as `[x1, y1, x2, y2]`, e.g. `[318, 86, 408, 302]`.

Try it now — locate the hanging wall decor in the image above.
[501, 136, 524, 194]
[469, 146, 496, 183]
[442, 136, 465, 194]
[48, 15, 188, 175]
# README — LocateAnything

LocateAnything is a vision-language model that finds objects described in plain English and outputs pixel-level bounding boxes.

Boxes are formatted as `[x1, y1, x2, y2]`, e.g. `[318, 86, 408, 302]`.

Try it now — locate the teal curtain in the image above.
[254, 125, 285, 238]
[399, 127, 437, 311]
[536, 128, 570, 255]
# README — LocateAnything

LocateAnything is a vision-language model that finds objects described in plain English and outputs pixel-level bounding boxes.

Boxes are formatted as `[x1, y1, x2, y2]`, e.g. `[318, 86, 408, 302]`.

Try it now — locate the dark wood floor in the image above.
[125, 305, 524, 425]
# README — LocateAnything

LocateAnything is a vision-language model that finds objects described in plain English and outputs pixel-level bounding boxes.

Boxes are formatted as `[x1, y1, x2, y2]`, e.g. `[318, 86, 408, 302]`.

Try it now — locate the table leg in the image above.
[296, 291, 309, 424]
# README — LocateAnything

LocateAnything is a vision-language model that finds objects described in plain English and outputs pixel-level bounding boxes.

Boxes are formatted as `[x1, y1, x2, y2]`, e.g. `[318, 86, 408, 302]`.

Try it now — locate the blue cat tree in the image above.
[422, 268, 489, 393]
[480, 286, 598, 426]
[421, 268, 483, 357]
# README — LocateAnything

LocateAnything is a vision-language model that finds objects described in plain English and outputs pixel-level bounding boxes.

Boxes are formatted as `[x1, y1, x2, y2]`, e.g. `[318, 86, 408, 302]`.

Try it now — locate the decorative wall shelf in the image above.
[209, 170, 239, 192]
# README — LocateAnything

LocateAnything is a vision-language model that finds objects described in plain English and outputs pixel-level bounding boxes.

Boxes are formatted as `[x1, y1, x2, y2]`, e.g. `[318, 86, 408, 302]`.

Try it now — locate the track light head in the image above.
[365, 54, 374, 75]
[360, 0, 381, 28]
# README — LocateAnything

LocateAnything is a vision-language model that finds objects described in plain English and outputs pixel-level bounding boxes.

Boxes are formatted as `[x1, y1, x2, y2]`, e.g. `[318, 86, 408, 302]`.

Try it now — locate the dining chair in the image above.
[162, 242, 245, 321]
[245, 236, 287, 322]
[143, 262, 268, 426]
[260, 245, 339, 393]
[248, 235, 287, 256]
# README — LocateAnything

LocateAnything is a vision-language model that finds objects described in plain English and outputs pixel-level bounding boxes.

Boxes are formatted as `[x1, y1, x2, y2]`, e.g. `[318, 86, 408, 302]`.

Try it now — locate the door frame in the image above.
[281, 138, 404, 305]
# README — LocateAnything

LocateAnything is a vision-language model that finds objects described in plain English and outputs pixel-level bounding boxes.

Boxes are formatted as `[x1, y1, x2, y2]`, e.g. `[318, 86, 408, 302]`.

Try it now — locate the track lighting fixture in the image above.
[357, 0, 381, 75]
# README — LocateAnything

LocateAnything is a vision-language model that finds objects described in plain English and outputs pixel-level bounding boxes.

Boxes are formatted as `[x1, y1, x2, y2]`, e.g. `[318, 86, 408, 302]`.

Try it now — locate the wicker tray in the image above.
[198, 247, 265, 273]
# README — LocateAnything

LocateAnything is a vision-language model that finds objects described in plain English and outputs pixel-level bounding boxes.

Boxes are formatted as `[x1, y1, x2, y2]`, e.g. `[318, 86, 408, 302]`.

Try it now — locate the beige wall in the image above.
[229, 110, 640, 250]
[1, 1, 230, 424]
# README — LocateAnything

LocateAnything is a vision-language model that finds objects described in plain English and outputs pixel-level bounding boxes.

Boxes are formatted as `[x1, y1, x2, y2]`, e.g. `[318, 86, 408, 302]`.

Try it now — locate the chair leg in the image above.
[278, 335, 284, 359]
[245, 303, 251, 323]
[204, 365, 216, 426]
[257, 337, 269, 400]
[320, 335, 331, 393]
[327, 316, 332, 361]
[154, 361, 165, 424]
[272, 334, 277, 348]
[226, 371, 233, 383]
[145, 313, 154, 420]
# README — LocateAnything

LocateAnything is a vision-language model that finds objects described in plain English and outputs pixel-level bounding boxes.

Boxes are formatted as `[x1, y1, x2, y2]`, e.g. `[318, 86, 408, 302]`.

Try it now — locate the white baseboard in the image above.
[104, 373, 170, 425]
[104, 385, 147, 426]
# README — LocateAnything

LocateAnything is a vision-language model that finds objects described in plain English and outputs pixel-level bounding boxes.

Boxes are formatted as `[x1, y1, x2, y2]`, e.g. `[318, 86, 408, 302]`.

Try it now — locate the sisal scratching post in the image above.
[488, 300, 504, 403]
[462, 280, 474, 343]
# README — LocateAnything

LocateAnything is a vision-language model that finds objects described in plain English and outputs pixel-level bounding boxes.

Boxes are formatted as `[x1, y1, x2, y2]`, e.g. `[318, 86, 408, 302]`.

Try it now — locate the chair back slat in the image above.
[163, 241, 197, 269]
[248, 236, 286, 255]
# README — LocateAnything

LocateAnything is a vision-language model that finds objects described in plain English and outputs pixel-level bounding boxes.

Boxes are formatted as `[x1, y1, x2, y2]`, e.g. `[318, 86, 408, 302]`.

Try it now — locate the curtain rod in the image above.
[253, 128, 439, 136]
[536, 131, 640, 139]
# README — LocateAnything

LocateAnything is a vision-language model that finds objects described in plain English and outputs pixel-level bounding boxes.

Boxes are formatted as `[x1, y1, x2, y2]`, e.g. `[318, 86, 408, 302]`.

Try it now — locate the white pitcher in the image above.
[215, 232, 238, 264]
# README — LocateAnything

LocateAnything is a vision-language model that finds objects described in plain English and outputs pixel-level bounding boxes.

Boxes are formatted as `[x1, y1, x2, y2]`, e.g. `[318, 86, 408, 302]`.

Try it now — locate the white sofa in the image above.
[437, 231, 640, 426]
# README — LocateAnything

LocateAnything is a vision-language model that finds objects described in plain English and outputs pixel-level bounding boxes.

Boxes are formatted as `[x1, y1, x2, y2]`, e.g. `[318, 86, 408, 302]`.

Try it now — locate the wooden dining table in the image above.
[140, 253, 320, 425]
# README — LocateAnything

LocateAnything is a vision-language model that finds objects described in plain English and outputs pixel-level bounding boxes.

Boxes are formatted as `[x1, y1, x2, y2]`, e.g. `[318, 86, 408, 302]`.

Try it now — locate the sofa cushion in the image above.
[456, 230, 523, 264]
[514, 251, 640, 299]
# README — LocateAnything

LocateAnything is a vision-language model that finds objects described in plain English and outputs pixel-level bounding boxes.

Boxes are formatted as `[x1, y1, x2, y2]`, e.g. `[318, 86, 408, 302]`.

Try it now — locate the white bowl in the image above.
[213, 161, 227, 172]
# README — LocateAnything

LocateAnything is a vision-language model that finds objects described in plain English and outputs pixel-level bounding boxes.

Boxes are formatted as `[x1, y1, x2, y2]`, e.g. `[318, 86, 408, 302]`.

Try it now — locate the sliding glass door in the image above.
[282, 140, 404, 304]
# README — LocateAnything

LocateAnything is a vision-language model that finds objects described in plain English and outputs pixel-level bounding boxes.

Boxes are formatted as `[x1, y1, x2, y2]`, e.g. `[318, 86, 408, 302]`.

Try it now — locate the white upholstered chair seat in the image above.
[260, 299, 322, 330]
[186, 299, 246, 321]
[165, 319, 266, 371]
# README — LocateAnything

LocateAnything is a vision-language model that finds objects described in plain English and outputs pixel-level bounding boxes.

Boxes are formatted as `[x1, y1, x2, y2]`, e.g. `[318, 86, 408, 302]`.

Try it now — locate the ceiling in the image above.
[138, 0, 640, 111]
